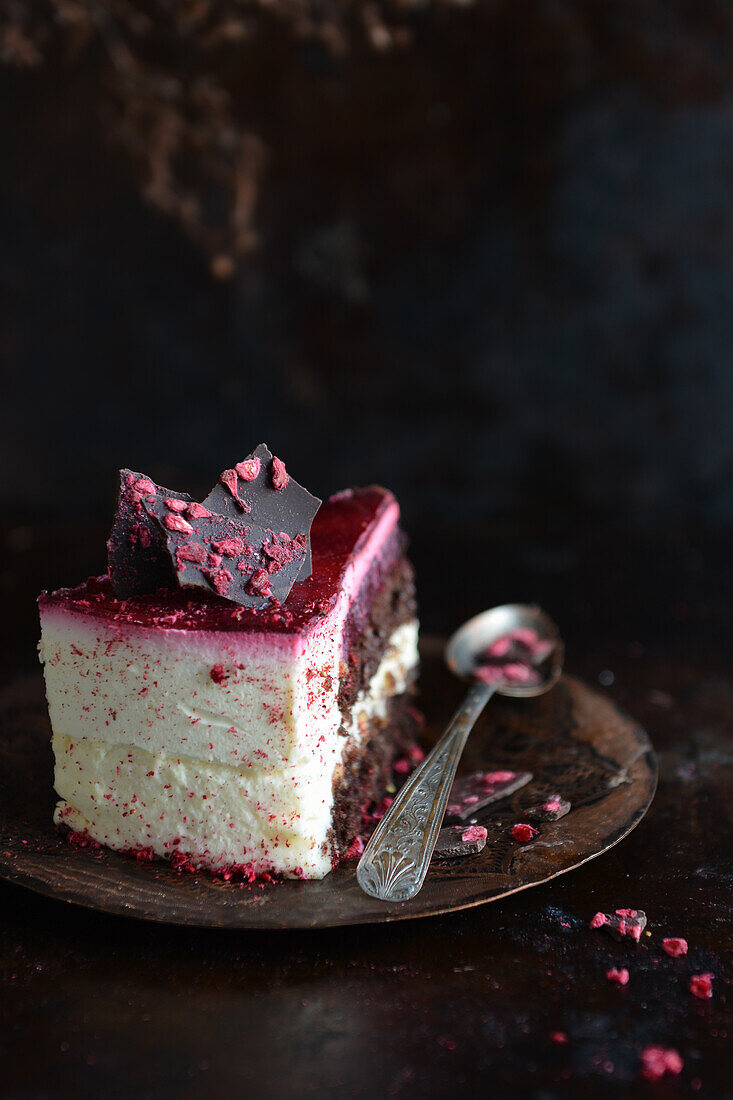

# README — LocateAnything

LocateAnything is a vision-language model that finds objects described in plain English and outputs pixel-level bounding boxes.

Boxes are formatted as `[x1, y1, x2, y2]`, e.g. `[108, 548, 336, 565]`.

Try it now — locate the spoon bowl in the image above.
[445, 602, 564, 697]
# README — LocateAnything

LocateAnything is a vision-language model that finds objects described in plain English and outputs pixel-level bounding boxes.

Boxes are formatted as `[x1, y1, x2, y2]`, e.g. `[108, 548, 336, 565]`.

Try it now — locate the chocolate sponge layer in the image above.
[329, 693, 422, 862]
[337, 556, 417, 719]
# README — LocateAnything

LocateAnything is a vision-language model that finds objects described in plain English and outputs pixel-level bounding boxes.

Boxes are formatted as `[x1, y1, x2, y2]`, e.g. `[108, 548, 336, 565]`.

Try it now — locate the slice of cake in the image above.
[38, 465, 419, 879]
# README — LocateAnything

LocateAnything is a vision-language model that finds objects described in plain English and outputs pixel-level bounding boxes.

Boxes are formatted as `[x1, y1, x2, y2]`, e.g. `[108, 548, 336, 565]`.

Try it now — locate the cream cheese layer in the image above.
[51, 621, 419, 877]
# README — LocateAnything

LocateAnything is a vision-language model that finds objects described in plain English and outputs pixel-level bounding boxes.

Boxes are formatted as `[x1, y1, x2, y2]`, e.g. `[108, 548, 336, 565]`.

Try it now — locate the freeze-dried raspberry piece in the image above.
[639, 1047, 683, 1081]
[220, 469, 248, 510]
[212, 537, 245, 557]
[170, 850, 196, 873]
[512, 823, 538, 843]
[210, 664, 229, 684]
[590, 912, 607, 929]
[185, 502, 211, 520]
[246, 568, 272, 598]
[263, 536, 298, 575]
[235, 457, 261, 481]
[474, 627, 557, 689]
[176, 542, 207, 566]
[503, 662, 543, 684]
[475, 665, 504, 685]
[164, 498, 187, 513]
[271, 456, 289, 491]
[689, 973, 713, 1000]
[606, 967, 630, 986]
[207, 567, 232, 596]
[164, 513, 193, 535]
[486, 635, 513, 658]
[434, 824, 488, 858]
[343, 836, 365, 860]
[662, 937, 688, 958]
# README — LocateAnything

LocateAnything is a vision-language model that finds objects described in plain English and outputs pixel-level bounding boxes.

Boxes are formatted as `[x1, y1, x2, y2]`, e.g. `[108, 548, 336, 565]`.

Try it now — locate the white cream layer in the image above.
[48, 621, 418, 877]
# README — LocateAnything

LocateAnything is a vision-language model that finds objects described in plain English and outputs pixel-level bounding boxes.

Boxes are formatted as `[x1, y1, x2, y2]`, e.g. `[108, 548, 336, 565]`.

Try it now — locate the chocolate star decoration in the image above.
[201, 443, 321, 581]
[106, 450, 321, 608]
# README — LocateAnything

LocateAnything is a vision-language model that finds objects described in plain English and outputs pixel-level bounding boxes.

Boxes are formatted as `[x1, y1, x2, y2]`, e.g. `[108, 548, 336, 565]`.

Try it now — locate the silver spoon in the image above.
[356, 603, 564, 902]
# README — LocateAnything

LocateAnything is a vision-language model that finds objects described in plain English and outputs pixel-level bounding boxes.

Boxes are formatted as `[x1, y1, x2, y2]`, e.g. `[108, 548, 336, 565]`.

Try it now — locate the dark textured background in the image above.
[0, 7, 732, 1098]
[3, 1, 733, 543]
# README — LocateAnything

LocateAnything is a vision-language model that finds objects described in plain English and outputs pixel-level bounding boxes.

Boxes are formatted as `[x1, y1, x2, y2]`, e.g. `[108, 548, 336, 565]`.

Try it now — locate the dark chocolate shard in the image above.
[433, 824, 488, 859]
[202, 443, 321, 580]
[604, 909, 648, 943]
[525, 795, 572, 822]
[107, 470, 191, 597]
[141, 493, 307, 609]
[444, 770, 533, 823]
[591, 909, 648, 943]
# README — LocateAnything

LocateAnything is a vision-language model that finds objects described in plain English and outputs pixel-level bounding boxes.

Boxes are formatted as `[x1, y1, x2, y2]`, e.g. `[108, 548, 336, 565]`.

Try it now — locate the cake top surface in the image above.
[39, 486, 399, 635]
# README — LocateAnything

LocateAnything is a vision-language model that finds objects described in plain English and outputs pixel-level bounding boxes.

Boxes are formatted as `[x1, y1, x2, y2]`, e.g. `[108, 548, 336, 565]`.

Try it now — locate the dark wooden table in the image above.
[1, 521, 731, 1098]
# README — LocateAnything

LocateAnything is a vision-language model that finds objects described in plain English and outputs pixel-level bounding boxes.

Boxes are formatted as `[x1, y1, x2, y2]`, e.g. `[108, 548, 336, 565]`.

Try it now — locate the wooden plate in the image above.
[0, 639, 656, 928]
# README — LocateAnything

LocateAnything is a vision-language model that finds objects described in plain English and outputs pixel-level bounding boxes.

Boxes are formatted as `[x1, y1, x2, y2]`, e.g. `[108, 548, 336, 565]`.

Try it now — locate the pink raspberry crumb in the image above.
[590, 912, 607, 929]
[344, 836, 365, 860]
[164, 513, 193, 535]
[662, 937, 688, 958]
[512, 823, 538, 843]
[689, 973, 713, 1000]
[185, 501, 211, 519]
[550, 1031, 568, 1045]
[461, 826, 487, 844]
[235, 457, 261, 481]
[486, 636, 512, 658]
[271, 456, 289, 491]
[606, 967, 630, 986]
[639, 1047, 683, 1081]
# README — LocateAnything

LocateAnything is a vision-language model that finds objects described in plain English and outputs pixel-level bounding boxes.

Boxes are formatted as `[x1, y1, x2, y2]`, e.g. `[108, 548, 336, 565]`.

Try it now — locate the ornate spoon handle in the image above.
[356, 681, 494, 902]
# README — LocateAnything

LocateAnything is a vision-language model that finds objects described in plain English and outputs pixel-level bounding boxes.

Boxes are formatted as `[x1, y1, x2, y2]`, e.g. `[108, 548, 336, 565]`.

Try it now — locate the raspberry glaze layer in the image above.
[38, 486, 404, 637]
